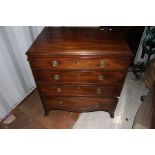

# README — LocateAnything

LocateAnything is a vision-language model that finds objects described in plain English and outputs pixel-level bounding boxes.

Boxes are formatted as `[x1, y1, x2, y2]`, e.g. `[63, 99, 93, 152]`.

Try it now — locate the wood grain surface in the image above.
[27, 27, 132, 118]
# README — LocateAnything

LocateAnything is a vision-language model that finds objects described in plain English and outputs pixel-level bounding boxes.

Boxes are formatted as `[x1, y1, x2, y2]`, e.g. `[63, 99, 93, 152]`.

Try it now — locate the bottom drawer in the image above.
[41, 96, 118, 112]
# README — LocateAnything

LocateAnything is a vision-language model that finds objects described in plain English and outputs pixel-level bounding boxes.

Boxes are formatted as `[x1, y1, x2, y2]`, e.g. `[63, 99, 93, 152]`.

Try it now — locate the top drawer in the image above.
[29, 57, 130, 71]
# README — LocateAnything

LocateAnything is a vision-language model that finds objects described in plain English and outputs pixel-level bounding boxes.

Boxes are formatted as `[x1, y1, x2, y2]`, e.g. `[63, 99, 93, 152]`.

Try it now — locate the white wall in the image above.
[0, 26, 44, 120]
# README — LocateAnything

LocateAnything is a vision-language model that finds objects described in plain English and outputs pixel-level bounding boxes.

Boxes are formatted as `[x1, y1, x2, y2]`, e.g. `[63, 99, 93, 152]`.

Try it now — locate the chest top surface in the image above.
[27, 27, 132, 57]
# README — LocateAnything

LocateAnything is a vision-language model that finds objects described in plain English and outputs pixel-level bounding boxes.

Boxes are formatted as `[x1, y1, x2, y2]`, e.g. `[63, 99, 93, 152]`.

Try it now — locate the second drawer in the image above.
[34, 70, 124, 84]
[38, 84, 119, 97]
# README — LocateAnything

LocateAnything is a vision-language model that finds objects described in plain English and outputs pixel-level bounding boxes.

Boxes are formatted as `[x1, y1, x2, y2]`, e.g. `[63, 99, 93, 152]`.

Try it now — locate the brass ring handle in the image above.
[98, 75, 104, 81]
[52, 60, 59, 67]
[100, 60, 105, 67]
[56, 87, 62, 93]
[53, 74, 60, 80]
[96, 88, 102, 94]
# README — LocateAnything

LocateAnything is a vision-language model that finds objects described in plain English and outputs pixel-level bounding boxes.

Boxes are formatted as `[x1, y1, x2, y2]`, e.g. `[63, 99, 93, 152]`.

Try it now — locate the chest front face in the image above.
[27, 27, 132, 118]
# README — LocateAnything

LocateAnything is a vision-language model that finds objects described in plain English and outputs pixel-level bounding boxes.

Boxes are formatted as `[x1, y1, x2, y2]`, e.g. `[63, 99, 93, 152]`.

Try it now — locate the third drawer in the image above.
[38, 83, 120, 97]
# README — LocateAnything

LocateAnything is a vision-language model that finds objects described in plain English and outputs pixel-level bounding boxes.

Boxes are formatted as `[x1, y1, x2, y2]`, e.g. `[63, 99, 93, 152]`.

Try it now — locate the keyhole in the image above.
[77, 59, 80, 64]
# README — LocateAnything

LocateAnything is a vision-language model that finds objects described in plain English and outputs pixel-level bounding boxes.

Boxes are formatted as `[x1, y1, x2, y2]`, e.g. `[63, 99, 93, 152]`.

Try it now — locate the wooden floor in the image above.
[0, 90, 79, 129]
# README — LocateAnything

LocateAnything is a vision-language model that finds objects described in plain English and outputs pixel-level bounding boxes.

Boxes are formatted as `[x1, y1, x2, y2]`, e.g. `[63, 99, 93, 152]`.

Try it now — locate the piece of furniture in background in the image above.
[132, 83, 155, 129]
[133, 58, 155, 129]
[27, 27, 132, 118]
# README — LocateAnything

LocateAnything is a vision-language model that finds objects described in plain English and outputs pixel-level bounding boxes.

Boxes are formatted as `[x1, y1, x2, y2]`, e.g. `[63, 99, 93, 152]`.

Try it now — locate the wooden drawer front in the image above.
[38, 84, 119, 97]
[34, 70, 124, 84]
[42, 96, 117, 112]
[30, 57, 129, 71]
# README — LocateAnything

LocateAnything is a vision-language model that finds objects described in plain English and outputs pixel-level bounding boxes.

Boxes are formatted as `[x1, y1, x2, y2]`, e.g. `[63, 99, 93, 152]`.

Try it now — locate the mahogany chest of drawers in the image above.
[27, 27, 132, 118]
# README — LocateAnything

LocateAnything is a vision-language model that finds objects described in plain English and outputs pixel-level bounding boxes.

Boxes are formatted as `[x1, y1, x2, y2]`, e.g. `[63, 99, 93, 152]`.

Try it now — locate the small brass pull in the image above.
[58, 100, 63, 105]
[96, 88, 102, 94]
[100, 60, 105, 67]
[98, 75, 104, 81]
[52, 60, 59, 67]
[53, 74, 60, 80]
[56, 87, 62, 93]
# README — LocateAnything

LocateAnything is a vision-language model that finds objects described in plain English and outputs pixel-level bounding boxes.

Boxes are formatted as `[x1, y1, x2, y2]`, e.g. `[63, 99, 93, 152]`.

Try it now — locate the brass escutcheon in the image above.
[96, 88, 102, 94]
[53, 74, 60, 80]
[56, 87, 62, 93]
[98, 75, 104, 80]
[100, 60, 105, 67]
[52, 60, 59, 67]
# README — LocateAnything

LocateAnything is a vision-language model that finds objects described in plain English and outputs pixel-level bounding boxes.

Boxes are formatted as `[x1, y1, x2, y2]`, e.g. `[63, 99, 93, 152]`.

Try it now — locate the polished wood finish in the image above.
[27, 27, 131, 56]
[29, 57, 130, 71]
[27, 27, 132, 118]
[41, 96, 117, 113]
[33, 70, 124, 84]
[38, 84, 119, 97]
